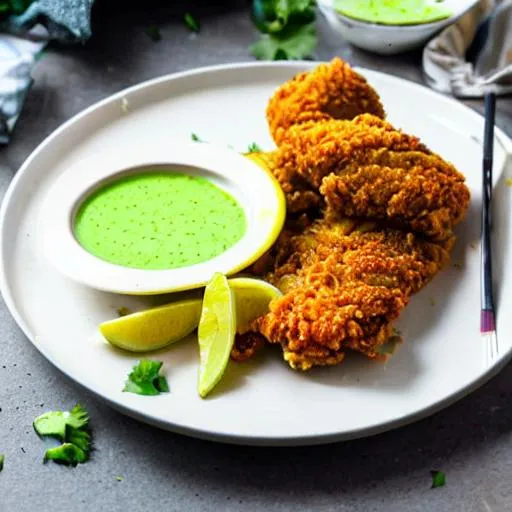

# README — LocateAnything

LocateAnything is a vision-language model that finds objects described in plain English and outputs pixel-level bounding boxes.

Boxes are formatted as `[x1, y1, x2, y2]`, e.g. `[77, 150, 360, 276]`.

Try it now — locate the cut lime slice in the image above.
[99, 299, 202, 352]
[197, 273, 236, 398]
[228, 277, 282, 334]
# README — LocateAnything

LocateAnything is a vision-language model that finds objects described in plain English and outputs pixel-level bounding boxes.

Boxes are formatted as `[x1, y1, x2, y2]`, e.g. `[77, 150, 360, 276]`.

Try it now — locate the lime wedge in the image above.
[197, 273, 236, 398]
[100, 299, 202, 352]
[229, 277, 282, 334]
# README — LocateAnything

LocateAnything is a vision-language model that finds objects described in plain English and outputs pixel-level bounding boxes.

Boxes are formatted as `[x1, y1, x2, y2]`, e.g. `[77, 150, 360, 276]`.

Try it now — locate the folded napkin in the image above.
[0, 0, 94, 144]
[423, 0, 512, 97]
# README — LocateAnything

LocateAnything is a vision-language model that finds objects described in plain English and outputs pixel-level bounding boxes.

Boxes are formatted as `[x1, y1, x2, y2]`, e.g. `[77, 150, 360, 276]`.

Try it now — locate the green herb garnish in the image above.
[34, 404, 92, 466]
[117, 306, 132, 317]
[123, 360, 169, 396]
[44, 443, 88, 466]
[191, 132, 204, 142]
[247, 142, 262, 153]
[33, 404, 88, 441]
[116, 475, 124, 482]
[250, 0, 317, 60]
[145, 25, 162, 42]
[430, 470, 446, 489]
[184, 12, 200, 33]
[0, 454, 4, 472]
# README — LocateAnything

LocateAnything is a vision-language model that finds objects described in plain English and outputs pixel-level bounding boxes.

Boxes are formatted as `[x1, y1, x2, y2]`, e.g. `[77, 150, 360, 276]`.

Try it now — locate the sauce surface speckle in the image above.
[74, 172, 247, 269]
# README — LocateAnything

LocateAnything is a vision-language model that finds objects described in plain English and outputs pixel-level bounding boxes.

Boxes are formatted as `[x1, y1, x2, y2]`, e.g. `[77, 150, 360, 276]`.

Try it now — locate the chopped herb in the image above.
[428, 297, 436, 307]
[117, 307, 132, 317]
[506, 178, 512, 187]
[123, 360, 169, 396]
[44, 443, 88, 466]
[250, 22, 316, 61]
[430, 470, 446, 488]
[116, 475, 124, 482]
[0, 454, 4, 472]
[376, 329, 402, 355]
[191, 132, 204, 142]
[184, 12, 200, 33]
[145, 25, 161, 41]
[34, 404, 92, 466]
[250, 0, 317, 60]
[247, 142, 262, 153]
[453, 262, 462, 270]
[33, 404, 88, 441]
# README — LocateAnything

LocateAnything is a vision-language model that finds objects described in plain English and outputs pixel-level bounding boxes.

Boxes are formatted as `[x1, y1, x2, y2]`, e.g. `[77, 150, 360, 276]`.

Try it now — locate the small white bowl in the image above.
[318, 0, 480, 55]
[40, 140, 285, 295]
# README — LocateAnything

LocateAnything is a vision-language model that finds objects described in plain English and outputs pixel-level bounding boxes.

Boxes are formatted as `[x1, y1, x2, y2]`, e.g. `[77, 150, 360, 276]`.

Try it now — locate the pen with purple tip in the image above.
[481, 92, 498, 363]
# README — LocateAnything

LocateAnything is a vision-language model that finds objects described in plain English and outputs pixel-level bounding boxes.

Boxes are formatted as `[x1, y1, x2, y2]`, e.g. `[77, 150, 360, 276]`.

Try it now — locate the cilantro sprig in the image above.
[33, 404, 92, 466]
[250, 0, 317, 60]
[123, 360, 169, 396]
[430, 470, 446, 489]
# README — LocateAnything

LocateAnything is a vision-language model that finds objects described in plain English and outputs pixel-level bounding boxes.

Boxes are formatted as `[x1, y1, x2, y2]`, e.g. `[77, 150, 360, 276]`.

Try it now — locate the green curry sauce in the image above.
[334, 0, 452, 25]
[74, 172, 247, 270]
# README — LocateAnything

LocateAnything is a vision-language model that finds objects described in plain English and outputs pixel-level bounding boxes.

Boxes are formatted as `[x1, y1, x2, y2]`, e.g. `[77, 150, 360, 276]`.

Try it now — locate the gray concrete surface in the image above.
[1, 2, 512, 511]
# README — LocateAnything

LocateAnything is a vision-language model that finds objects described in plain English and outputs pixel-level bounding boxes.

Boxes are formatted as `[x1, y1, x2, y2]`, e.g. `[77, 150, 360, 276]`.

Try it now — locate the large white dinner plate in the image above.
[1, 62, 511, 446]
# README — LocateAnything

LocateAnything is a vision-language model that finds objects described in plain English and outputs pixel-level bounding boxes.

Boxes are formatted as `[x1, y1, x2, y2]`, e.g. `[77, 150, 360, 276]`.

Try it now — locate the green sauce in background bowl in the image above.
[333, 0, 452, 25]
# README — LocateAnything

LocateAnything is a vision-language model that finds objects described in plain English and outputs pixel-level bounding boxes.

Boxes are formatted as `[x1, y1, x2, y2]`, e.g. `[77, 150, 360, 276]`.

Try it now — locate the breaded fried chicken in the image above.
[233, 58, 470, 370]
[267, 58, 385, 145]
[254, 220, 454, 370]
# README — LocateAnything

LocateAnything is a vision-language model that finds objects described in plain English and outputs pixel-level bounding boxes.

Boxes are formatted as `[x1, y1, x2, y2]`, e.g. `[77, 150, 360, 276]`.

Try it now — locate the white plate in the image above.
[1, 62, 511, 446]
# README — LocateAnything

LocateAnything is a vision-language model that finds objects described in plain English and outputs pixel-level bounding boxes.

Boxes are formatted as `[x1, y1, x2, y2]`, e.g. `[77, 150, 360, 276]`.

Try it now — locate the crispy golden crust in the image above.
[239, 58, 470, 370]
[267, 58, 385, 145]
[321, 160, 470, 242]
[231, 332, 266, 362]
[254, 220, 453, 370]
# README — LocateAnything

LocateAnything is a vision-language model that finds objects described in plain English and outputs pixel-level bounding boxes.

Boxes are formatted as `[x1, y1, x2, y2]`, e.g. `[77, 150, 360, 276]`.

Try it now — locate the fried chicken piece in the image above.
[267, 58, 385, 145]
[231, 332, 266, 362]
[273, 116, 470, 240]
[254, 220, 453, 370]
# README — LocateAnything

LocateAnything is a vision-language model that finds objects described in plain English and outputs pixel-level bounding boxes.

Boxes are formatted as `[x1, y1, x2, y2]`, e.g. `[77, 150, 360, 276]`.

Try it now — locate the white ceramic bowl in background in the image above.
[318, 0, 480, 55]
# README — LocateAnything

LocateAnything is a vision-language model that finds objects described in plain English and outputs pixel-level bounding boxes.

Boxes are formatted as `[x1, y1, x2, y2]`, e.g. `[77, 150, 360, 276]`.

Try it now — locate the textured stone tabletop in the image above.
[1, 2, 511, 511]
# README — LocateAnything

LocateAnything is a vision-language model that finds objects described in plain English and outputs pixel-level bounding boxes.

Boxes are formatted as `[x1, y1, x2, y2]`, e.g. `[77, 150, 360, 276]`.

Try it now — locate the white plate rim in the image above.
[1, 60, 511, 446]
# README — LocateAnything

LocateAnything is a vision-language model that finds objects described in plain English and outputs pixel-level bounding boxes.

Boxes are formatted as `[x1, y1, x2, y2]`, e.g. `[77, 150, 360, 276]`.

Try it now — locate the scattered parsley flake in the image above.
[428, 297, 436, 307]
[145, 25, 161, 41]
[34, 404, 89, 441]
[247, 142, 262, 153]
[123, 360, 169, 396]
[453, 262, 462, 270]
[184, 13, 200, 33]
[44, 443, 88, 466]
[191, 132, 204, 142]
[430, 470, 446, 488]
[0, 454, 4, 472]
[116, 475, 124, 482]
[33, 404, 92, 466]
[117, 307, 132, 317]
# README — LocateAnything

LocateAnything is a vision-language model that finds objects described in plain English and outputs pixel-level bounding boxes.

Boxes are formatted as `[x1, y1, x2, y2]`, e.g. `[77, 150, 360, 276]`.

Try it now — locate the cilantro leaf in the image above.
[44, 443, 88, 466]
[33, 404, 89, 441]
[250, 22, 316, 60]
[184, 12, 200, 33]
[145, 25, 161, 41]
[0, 454, 4, 472]
[66, 426, 91, 454]
[252, 0, 315, 34]
[123, 360, 169, 396]
[191, 132, 204, 142]
[430, 470, 446, 489]
[247, 142, 262, 153]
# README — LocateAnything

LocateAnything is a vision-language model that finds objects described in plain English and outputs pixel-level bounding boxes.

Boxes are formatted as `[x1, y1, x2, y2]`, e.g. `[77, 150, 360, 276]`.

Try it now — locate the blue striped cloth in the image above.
[0, 0, 94, 144]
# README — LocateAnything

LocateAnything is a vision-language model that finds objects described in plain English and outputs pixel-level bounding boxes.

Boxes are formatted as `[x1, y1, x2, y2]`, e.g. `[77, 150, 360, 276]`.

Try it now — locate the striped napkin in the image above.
[423, 0, 512, 97]
[0, 0, 94, 144]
